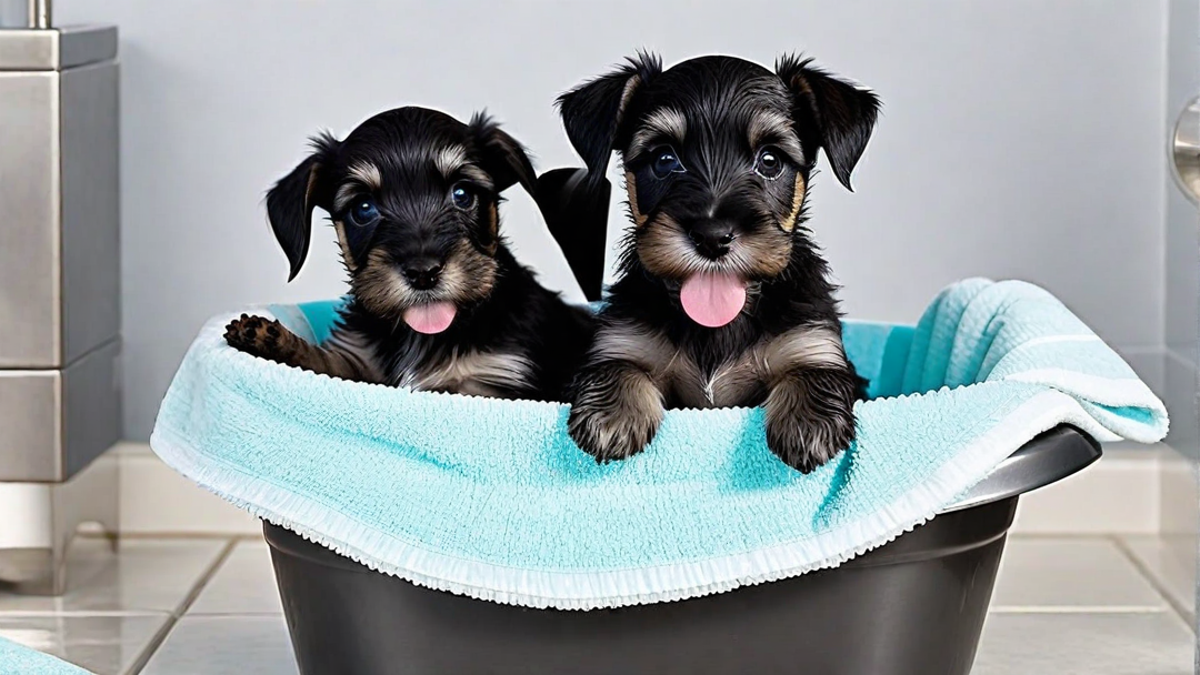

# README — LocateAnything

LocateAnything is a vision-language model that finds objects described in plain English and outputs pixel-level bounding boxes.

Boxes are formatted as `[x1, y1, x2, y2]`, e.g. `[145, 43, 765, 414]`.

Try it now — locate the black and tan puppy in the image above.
[225, 106, 594, 401]
[559, 53, 879, 472]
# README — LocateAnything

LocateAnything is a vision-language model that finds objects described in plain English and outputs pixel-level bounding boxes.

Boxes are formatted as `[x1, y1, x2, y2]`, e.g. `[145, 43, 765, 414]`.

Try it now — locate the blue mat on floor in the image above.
[0, 636, 92, 675]
[150, 279, 1167, 609]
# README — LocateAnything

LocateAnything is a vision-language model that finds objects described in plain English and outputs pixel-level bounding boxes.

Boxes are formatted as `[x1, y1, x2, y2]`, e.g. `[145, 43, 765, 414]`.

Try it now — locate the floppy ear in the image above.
[469, 112, 537, 196]
[776, 54, 880, 191]
[265, 132, 339, 281]
[534, 168, 611, 302]
[556, 51, 662, 187]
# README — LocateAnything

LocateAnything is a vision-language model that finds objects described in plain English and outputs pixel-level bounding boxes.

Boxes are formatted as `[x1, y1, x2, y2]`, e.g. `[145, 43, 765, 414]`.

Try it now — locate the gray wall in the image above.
[52, 0, 1178, 441]
[1165, 0, 1200, 457]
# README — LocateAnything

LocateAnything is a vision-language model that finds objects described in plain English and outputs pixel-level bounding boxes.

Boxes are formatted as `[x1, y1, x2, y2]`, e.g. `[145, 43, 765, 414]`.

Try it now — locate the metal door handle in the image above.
[1171, 94, 1200, 204]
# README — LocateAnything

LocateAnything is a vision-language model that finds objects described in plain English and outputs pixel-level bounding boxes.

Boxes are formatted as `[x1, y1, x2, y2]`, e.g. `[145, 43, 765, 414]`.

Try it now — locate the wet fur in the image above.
[226, 107, 594, 402]
[559, 53, 879, 472]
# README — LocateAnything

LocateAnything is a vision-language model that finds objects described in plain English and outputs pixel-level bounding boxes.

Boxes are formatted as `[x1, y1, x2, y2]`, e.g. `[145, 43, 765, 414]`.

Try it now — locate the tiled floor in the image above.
[0, 535, 1194, 674]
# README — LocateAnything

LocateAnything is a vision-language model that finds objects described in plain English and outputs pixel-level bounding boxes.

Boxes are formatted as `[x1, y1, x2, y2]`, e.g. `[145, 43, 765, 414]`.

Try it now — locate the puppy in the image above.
[559, 53, 879, 472]
[225, 106, 594, 402]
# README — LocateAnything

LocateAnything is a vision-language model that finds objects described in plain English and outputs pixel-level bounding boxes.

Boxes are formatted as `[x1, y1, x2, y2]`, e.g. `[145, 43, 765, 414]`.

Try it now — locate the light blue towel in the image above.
[0, 637, 92, 675]
[150, 279, 1167, 610]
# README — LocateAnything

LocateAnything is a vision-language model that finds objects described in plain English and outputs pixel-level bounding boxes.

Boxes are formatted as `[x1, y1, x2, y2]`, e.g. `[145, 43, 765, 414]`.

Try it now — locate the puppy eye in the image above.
[650, 146, 685, 179]
[347, 198, 380, 227]
[754, 147, 785, 180]
[450, 183, 476, 209]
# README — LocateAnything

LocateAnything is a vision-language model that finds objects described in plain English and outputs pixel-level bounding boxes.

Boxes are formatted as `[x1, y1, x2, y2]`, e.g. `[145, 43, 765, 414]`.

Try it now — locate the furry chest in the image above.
[663, 354, 766, 409]
[397, 348, 535, 398]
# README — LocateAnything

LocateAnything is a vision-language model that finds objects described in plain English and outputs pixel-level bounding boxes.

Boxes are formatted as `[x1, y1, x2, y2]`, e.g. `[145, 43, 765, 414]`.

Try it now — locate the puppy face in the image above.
[558, 54, 879, 327]
[266, 107, 536, 334]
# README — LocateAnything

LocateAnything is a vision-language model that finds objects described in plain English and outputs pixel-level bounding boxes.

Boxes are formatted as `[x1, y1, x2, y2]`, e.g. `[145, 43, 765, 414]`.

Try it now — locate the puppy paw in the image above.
[223, 314, 296, 365]
[765, 369, 859, 473]
[568, 365, 664, 462]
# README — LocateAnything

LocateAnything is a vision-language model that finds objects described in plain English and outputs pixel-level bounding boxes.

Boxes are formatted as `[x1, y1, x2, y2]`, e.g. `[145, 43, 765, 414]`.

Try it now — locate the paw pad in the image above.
[224, 315, 287, 359]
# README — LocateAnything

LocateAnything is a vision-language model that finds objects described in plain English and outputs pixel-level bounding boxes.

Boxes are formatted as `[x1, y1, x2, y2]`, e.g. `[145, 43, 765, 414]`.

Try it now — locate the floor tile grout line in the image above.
[0, 610, 173, 619]
[173, 537, 244, 619]
[122, 537, 240, 675]
[1110, 535, 1196, 632]
[86, 532, 248, 541]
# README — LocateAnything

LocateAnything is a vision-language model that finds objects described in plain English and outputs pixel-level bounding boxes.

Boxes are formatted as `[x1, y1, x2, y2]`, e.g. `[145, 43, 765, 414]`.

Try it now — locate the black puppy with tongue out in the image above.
[224, 107, 594, 402]
[561, 53, 879, 472]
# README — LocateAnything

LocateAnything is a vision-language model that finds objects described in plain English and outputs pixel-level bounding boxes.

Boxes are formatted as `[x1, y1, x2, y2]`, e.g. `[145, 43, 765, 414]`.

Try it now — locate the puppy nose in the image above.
[402, 260, 443, 290]
[687, 223, 735, 260]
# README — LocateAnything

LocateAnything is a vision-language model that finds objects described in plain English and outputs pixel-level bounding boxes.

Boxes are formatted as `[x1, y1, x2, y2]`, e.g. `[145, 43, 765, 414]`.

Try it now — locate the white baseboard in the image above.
[1159, 449, 1199, 536]
[1010, 444, 1164, 535]
[111, 441, 1192, 537]
[114, 442, 260, 536]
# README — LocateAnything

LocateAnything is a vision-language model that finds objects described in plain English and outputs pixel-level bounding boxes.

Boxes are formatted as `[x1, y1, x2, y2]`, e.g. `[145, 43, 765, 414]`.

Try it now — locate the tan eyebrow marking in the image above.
[435, 146, 495, 192]
[347, 161, 382, 189]
[333, 162, 383, 211]
[748, 111, 792, 149]
[629, 107, 687, 159]
[434, 145, 468, 178]
[747, 111, 805, 164]
[333, 183, 363, 211]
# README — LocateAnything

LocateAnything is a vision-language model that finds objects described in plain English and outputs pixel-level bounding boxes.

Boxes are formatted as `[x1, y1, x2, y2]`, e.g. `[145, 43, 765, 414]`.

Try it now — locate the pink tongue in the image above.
[403, 302, 457, 334]
[679, 272, 747, 328]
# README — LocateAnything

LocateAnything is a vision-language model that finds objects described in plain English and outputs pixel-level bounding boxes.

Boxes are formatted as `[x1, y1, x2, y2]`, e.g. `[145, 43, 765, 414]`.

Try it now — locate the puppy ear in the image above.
[469, 112, 537, 196]
[556, 50, 662, 186]
[776, 54, 880, 191]
[265, 132, 338, 281]
[534, 168, 611, 302]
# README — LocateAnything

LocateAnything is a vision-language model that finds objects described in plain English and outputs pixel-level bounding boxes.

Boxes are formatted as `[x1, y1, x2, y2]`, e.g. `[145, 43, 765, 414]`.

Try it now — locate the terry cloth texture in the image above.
[150, 279, 1166, 610]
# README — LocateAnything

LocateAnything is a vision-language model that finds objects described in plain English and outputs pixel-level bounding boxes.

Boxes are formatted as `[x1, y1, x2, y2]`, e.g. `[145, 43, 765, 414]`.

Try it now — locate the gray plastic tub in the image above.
[265, 425, 1100, 675]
